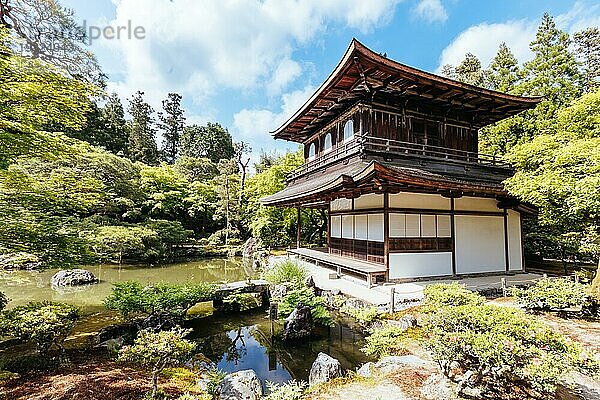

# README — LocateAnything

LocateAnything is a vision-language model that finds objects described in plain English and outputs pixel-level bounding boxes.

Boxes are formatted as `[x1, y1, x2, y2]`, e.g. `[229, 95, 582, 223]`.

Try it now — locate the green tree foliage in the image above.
[118, 327, 195, 398]
[104, 281, 217, 321]
[214, 159, 240, 243]
[64, 94, 130, 155]
[505, 91, 600, 259]
[454, 53, 485, 86]
[0, 0, 104, 85]
[264, 380, 307, 400]
[159, 93, 185, 164]
[0, 301, 80, 353]
[179, 123, 234, 163]
[261, 259, 307, 289]
[487, 42, 520, 93]
[174, 156, 218, 182]
[128, 91, 159, 165]
[278, 287, 332, 326]
[510, 277, 595, 312]
[573, 27, 600, 93]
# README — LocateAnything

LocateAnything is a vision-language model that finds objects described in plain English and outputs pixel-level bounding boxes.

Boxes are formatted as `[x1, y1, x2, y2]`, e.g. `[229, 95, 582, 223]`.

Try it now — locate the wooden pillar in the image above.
[296, 206, 301, 250]
[384, 192, 390, 281]
[450, 197, 457, 276]
[327, 202, 331, 254]
[503, 208, 510, 272]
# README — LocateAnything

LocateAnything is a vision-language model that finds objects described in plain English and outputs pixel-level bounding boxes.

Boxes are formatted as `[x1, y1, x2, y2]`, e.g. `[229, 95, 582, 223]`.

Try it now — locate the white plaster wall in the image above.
[455, 215, 505, 274]
[507, 210, 523, 271]
[331, 215, 341, 238]
[454, 197, 500, 212]
[389, 252, 453, 279]
[330, 198, 352, 211]
[354, 215, 368, 240]
[368, 214, 384, 242]
[354, 193, 383, 209]
[390, 193, 450, 210]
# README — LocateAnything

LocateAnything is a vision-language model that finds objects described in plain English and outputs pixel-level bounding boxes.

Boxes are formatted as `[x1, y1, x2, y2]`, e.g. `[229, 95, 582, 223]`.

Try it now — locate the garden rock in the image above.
[357, 362, 374, 377]
[51, 269, 98, 287]
[420, 373, 457, 400]
[282, 304, 312, 340]
[309, 352, 342, 386]
[218, 369, 263, 400]
[0, 252, 41, 270]
[242, 237, 258, 259]
[270, 283, 288, 299]
[395, 313, 418, 330]
[373, 355, 432, 375]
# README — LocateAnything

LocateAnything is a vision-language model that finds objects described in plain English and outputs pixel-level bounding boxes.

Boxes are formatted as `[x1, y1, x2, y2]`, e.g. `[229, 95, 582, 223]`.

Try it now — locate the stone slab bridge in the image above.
[212, 279, 271, 309]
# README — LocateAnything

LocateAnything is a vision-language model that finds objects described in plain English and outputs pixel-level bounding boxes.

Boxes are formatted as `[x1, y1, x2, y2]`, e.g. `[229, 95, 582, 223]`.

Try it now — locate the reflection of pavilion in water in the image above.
[188, 311, 372, 384]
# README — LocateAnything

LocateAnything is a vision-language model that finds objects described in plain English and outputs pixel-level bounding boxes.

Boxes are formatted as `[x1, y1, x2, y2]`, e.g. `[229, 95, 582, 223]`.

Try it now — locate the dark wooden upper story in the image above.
[271, 39, 541, 182]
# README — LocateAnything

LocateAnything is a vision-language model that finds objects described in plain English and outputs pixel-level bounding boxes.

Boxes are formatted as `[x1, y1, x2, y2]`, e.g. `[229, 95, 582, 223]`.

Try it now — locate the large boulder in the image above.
[51, 269, 98, 287]
[270, 283, 288, 299]
[217, 369, 263, 400]
[357, 355, 433, 377]
[242, 237, 258, 259]
[282, 304, 312, 341]
[0, 252, 41, 270]
[309, 352, 342, 386]
[420, 373, 457, 400]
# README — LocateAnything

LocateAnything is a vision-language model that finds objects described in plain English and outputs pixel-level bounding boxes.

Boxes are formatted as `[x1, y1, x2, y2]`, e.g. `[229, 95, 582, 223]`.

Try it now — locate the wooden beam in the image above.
[504, 208, 510, 273]
[296, 206, 301, 250]
[450, 197, 457, 276]
[384, 192, 390, 280]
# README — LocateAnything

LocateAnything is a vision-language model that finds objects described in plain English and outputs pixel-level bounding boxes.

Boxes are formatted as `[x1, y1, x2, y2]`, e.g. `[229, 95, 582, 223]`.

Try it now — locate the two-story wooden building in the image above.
[261, 39, 540, 284]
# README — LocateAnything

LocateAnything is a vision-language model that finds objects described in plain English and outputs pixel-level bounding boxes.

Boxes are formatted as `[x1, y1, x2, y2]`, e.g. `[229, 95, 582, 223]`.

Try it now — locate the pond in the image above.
[0, 258, 372, 384]
[0, 258, 255, 312]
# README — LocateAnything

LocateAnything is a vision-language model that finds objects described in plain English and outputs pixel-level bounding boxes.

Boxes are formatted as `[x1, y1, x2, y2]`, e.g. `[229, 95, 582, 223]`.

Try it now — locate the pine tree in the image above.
[455, 53, 485, 87]
[440, 64, 457, 80]
[158, 93, 185, 164]
[518, 13, 582, 123]
[573, 27, 600, 93]
[487, 42, 520, 93]
[101, 93, 129, 155]
[127, 91, 159, 165]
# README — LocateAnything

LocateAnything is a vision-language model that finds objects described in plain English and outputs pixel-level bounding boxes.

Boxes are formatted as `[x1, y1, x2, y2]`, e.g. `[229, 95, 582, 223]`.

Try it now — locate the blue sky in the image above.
[63, 0, 600, 160]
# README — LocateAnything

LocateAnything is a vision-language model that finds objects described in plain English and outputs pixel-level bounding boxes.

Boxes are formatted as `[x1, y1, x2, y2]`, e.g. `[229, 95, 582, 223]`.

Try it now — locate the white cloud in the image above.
[233, 84, 316, 153]
[413, 0, 447, 23]
[99, 0, 400, 105]
[436, 1, 600, 72]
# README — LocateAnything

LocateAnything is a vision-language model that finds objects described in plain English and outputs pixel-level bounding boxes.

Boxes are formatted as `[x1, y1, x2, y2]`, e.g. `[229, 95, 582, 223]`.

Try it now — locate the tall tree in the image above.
[179, 123, 234, 163]
[101, 93, 129, 155]
[214, 159, 239, 244]
[518, 13, 581, 127]
[440, 64, 457, 80]
[233, 141, 251, 203]
[0, 0, 104, 85]
[127, 91, 159, 165]
[573, 27, 600, 93]
[158, 93, 185, 164]
[455, 53, 485, 87]
[487, 42, 520, 93]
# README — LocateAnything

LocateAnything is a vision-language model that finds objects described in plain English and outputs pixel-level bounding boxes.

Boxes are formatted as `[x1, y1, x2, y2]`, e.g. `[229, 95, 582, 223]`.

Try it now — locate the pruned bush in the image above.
[104, 281, 217, 328]
[424, 302, 599, 395]
[362, 324, 422, 357]
[0, 291, 8, 311]
[510, 277, 595, 312]
[278, 287, 332, 326]
[340, 304, 379, 326]
[0, 301, 80, 353]
[119, 327, 195, 399]
[265, 380, 307, 400]
[262, 259, 306, 289]
[423, 282, 484, 308]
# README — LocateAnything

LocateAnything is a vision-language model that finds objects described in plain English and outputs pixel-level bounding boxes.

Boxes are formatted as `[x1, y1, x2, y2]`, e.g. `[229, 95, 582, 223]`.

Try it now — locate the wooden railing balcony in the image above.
[286, 135, 511, 182]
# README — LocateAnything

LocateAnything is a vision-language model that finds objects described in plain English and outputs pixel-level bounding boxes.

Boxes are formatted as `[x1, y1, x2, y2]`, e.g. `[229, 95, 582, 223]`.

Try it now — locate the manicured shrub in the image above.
[104, 281, 217, 326]
[510, 277, 595, 312]
[423, 282, 484, 308]
[278, 287, 332, 326]
[340, 304, 379, 326]
[265, 380, 307, 400]
[204, 367, 227, 396]
[118, 327, 195, 399]
[262, 259, 306, 289]
[362, 324, 422, 357]
[424, 302, 599, 395]
[0, 301, 80, 353]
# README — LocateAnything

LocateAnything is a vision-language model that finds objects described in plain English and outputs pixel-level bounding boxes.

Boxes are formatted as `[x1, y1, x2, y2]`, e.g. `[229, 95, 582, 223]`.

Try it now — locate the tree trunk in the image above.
[151, 370, 158, 398]
[592, 259, 600, 300]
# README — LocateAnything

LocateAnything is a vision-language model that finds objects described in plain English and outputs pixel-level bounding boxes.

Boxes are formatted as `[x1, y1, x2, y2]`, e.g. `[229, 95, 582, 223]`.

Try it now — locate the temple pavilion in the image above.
[260, 39, 540, 284]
